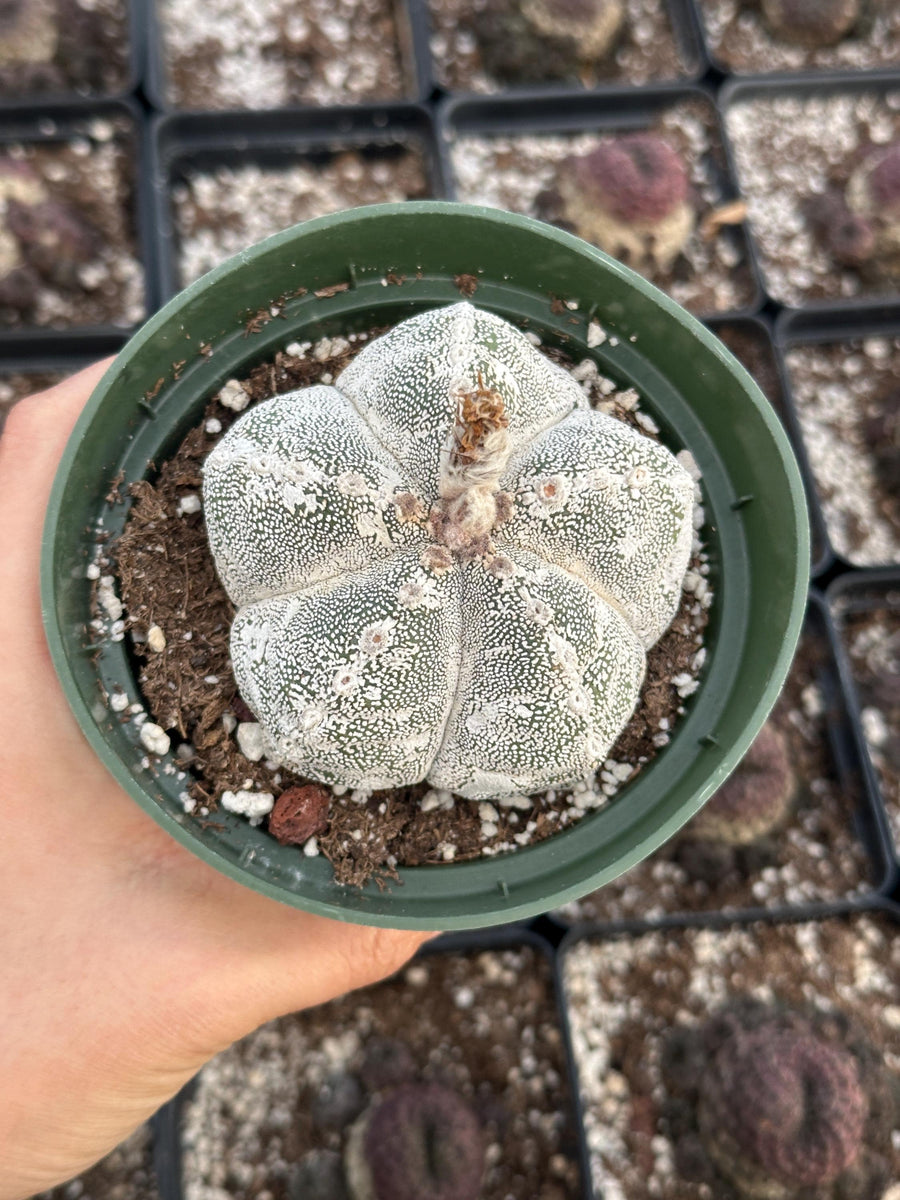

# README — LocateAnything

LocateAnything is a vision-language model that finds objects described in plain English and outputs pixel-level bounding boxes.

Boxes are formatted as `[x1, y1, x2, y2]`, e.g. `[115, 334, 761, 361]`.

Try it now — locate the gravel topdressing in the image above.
[157, 0, 409, 110]
[784, 336, 900, 568]
[427, 0, 696, 91]
[725, 88, 900, 307]
[171, 146, 431, 288]
[449, 99, 756, 317]
[697, 0, 900, 75]
[179, 944, 582, 1200]
[563, 913, 900, 1200]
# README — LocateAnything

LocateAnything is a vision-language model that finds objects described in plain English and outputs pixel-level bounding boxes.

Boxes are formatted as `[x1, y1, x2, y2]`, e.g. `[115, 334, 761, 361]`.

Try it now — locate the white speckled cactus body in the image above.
[203, 303, 695, 801]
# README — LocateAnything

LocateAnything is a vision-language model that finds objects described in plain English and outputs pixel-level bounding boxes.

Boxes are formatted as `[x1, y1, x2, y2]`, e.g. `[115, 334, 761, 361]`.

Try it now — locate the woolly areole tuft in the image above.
[202, 303, 695, 801]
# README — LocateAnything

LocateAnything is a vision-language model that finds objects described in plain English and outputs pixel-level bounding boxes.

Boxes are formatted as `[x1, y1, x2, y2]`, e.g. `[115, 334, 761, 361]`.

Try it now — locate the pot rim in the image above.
[41, 201, 810, 929]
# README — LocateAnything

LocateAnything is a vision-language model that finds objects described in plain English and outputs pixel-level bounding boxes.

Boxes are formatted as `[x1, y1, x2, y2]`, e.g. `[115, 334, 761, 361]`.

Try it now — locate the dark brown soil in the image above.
[0, 116, 144, 330]
[111, 331, 709, 888]
[31, 1125, 159, 1200]
[560, 612, 876, 923]
[564, 913, 900, 1200]
[428, 0, 696, 91]
[0, 0, 131, 99]
[180, 943, 582, 1200]
[159, 0, 409, 111]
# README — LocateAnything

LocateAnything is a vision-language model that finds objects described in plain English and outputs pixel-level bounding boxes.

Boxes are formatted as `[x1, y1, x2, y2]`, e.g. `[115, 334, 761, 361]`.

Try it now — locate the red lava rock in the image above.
[269, 784, 331, 845]
[231, 694, 257, 722]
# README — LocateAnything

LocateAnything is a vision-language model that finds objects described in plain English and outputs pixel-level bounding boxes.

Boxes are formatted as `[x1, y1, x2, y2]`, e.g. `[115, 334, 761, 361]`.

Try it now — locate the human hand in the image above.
[0, 363, 432, 1200]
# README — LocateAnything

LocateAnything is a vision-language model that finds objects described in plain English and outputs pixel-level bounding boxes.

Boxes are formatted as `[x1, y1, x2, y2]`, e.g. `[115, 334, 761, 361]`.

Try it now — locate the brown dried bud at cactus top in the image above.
[475, 0, 624, 85]
[845, 139, 900, 277]
[760, 0, 861, 47]
[685, 722, 796, 847]
[698, 1017, 868, 1195]
[556, 133, 694, 272]
[0, 0, 58, 67]
[345, 1082, 485, 1200]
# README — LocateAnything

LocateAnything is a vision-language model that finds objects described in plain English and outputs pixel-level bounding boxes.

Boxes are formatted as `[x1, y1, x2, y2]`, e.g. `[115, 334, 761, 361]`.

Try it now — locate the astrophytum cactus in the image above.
[344, 1082, 484, 1200]
[698, 1014, 868, 1197]
[203, 303, 695, 801]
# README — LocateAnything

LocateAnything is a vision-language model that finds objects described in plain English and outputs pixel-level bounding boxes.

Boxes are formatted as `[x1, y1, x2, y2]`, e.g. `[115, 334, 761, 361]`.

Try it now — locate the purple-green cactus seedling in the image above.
[684, 721, 796, 847]
[344, 1081, 484, 1200]
[759, 0, 861, 47]
[698, 1015, 868, 1196]
[555, 133, 694, 272]
[475, 0, 624, 85]
[845, 139, 900, 277]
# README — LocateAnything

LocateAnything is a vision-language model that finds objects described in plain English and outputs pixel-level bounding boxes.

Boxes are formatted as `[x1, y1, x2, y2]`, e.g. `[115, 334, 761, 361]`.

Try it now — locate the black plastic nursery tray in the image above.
[8, 0, 900, 1196]
[149, 104, 444, 299]
[150, 926, 591, 1200]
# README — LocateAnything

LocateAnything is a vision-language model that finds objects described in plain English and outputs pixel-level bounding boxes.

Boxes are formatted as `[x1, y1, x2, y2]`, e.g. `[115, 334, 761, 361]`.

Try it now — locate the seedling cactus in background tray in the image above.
[203, 302, 695, 802]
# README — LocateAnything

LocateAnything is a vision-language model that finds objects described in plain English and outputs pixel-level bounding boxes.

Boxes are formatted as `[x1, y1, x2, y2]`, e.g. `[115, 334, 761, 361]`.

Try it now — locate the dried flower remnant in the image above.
[475, 0, 624, 85]
[759, 0, 861, 47]
[203, 304, 696, 801]
[345, 1082, 484, 1200]
[553, 134, 694, 272]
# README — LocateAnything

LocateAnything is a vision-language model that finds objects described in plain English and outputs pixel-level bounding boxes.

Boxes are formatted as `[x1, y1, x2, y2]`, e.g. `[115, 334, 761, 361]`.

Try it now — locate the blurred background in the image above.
[4, 1, 898, 1197]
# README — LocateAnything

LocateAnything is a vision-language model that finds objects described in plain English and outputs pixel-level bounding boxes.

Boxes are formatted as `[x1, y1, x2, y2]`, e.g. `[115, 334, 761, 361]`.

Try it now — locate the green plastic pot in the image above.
[42, 202, 809, 930]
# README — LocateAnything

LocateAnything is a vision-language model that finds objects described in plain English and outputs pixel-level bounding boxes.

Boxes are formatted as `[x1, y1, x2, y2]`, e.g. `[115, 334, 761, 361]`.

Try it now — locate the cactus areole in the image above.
[203, 303, 695, 802]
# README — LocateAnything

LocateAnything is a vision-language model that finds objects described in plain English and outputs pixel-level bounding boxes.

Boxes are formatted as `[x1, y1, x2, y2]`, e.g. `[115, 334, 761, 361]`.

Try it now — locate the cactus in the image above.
[289, 1149, 351, 1200]
[203, 303, 696, 801]
[845, 139, 900, 277]
[476, 0, 624, 84]
[683, 722, 796, 847]
[344, 1082, 484, 1200]
[759, 0, 861, 47]
[553, 134, 694, 272]
[697, 1012, 868, 1196]
[0, 0, 57, 68]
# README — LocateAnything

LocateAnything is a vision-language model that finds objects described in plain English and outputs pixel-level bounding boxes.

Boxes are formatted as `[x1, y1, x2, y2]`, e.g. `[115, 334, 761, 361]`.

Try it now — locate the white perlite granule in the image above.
[785, 339, 900, 567]
[725, 90, 900, 307]
[449, 101, 755, 316]
[158, 0, 406, 110]
[173, 150, 428, 285]
[563, 916, 900, 1200]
